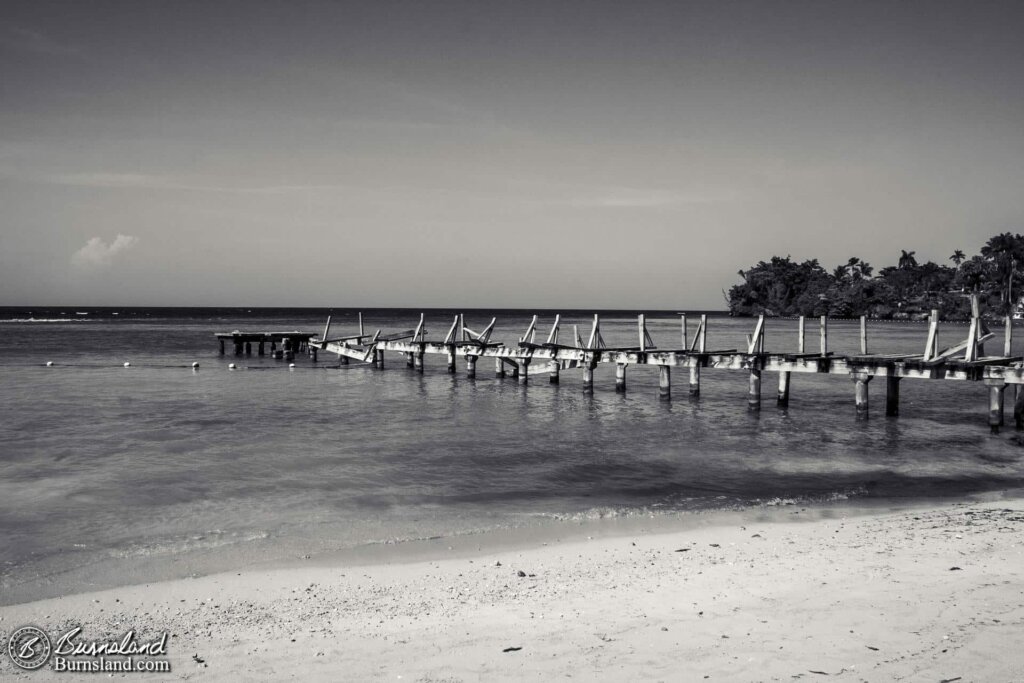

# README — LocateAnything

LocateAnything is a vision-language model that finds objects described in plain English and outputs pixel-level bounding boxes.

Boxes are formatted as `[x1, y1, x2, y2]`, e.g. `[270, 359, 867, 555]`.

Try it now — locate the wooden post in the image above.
[1015, 385, 1024, 431]
[495, 356, 505, 378]
[885, 376, 900, 416]
[748, 368, 761, 410]
[820, 316, 828, 355]
[583, 360, 595, 394]
[689, 363, 700, 397]
[777, 371, 790, 407]
[466, 355, 476, 378]
[358, 312, 364, 338]
[219, 339, 225, 355]
[447, 347, 457, 374]
[1005, 316, 1013, 357]
[681, 315, 687, 351]
[549, 359, 560, 384]
[859, 316, 867, 355]
[852, 371, 871, 418]
[519, 358, 530, 384]
[615, 363, 627, 393]
[374, 348, 383, 369]
[986, 379, 1006, 433]
[699, 314, 707, 353]
[797, 316, 805, 354]
[659, 365, 671, 400]
[639, 314, 647, 351]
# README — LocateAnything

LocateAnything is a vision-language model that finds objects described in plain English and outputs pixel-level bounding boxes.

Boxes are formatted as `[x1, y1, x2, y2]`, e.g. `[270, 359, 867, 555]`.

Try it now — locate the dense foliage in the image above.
[727, 234, 1022, 319]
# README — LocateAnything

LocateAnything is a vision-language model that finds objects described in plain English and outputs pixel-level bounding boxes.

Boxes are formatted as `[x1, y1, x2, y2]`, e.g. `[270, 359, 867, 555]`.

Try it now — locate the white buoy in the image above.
[288, 363, 296, 369]
[228, 363, 236, 370]
[123, 361, 131, 367]
[46, 361, 53, 367]
[191, 362, 200, 369]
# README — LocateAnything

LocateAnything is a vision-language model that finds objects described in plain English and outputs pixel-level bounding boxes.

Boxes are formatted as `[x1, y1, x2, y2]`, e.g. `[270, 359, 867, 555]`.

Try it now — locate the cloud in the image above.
[71, 234, 139, 268]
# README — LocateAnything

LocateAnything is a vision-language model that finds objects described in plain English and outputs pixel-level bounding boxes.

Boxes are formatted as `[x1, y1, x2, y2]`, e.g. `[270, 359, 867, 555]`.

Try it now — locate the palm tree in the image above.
[949, 249, 965, 267]
[898, 250, 917, 269]
[980, 233, 1024, 312]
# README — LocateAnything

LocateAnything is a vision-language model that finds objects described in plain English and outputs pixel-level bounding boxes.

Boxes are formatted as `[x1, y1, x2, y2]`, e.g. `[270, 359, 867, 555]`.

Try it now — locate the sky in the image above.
[1, 0, 1023, 308]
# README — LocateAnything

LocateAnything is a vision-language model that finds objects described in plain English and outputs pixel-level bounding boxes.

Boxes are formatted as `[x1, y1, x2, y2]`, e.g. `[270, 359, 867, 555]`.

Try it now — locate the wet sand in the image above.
[2, 497, 1023, 681]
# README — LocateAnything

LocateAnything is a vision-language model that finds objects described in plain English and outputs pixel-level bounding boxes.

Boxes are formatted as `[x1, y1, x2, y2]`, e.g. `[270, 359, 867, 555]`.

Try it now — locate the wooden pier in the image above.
[215, 331, 317, 361]
[296, 301, 1023, 434]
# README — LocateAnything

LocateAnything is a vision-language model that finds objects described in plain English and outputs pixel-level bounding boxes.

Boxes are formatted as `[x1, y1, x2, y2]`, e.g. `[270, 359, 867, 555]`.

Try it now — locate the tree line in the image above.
[726, 233, 1023, 319]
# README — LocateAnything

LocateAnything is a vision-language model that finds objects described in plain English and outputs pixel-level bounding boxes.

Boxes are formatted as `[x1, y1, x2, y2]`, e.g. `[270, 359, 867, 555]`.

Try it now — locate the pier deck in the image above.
[274, 302, 1019, 433]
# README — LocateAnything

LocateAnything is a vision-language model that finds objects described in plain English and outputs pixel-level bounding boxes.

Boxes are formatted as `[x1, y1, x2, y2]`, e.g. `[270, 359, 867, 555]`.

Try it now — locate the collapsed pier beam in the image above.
[777, 371, 791, 408]
[658, 365, 671, 400]
[615, 363, 627, 393]
[885, 376, 901, 417]
[852, 372, 872, 418]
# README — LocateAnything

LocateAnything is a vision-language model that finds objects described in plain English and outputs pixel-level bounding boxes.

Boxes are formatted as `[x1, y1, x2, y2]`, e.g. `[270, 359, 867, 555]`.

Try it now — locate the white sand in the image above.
[3, 498, 1024, 681]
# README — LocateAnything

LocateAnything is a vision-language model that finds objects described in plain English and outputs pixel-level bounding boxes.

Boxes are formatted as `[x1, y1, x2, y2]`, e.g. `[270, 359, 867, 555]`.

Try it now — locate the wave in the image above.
[0, 318, 97, 323]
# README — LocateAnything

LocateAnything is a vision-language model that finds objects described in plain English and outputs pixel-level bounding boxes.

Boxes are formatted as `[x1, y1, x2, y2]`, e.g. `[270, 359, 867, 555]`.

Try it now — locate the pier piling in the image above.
[519, 358, 530, 384]
[1015, 386, 1024, 431]
[615, 363, 627, 393]
[495, 357, 505, 378]
[466, 355, 477, 378]
[885, 376, 901, 416]
[853, 372, 871, 418]
[414, 351, 424, 373]
[219, 340, 225, 355]
[659, 365, 671, 400]
[986, 379, 1006, 433]
[549, 359, 560, 384]
[447, 348, 457, 374]
[748, 368, 762, 410]
[689, 364, 700, 397]
[777, 371, 791, 407]
[583, 361, 595, 394]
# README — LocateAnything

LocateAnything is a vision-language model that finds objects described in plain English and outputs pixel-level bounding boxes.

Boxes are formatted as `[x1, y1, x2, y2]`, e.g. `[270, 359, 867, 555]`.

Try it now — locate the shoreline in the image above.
[3, 493, 1024, 680]
[4, 489, 1017, 609]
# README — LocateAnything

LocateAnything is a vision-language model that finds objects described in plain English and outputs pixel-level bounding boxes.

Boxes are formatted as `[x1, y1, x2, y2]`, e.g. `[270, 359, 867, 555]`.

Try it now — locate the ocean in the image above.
[1, 307, 1021, 605]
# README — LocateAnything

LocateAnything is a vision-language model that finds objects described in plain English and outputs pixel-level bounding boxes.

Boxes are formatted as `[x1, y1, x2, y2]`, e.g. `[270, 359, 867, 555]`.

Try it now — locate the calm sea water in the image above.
[1, 307, 1021, 604]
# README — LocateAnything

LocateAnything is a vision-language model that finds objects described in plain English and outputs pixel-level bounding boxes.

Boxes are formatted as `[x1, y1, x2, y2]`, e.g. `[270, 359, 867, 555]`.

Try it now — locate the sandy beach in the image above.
[2, 497, 1023, 681]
